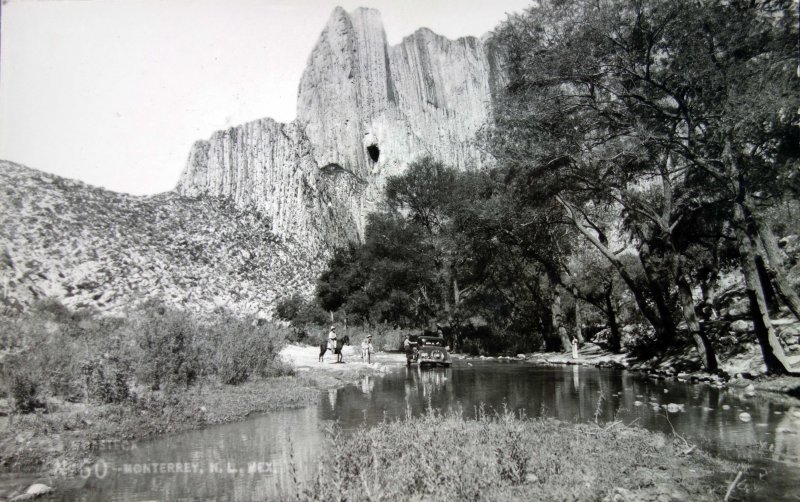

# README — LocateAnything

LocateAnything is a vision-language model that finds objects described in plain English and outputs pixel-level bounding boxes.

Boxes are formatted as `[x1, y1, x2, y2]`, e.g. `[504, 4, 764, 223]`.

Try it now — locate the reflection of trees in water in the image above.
[774, 407, 800, 465]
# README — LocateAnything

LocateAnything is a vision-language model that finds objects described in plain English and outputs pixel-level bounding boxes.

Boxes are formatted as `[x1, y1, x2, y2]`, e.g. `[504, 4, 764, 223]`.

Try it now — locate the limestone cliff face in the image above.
[177, 7, 501, 249]
[178, 119, 361, 252]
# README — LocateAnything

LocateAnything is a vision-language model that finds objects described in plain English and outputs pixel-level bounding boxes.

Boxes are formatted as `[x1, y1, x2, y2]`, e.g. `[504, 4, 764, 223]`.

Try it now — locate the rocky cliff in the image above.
[177, 7, 501, 250]
[0, 8, 502, 316]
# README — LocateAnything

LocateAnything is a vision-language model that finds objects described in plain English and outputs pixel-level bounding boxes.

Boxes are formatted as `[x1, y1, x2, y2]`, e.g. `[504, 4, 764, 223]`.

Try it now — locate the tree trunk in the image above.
[603, 286, 622, 353]
[638, 246, 677, 346]
[700, 272, 719, 321]
[556, 196, 671, 343]
[725, 139, 798, 375]
[755, 254, 780, 313]
[572, 286, 584, 343]
[754, 220, 800, 321]
[735, 217, 796, 374]
[676, 276, 718, 372]
[552, 288, 572, 352]
[442, 269, 453, 325]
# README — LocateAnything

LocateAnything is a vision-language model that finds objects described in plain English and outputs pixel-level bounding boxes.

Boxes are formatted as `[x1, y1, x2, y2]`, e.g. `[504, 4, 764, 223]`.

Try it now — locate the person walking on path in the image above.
[571, 336, 579, 359]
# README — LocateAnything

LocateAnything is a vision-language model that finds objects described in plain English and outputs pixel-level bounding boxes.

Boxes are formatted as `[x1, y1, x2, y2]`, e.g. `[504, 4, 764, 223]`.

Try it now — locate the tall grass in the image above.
[292, 407, 738, 501]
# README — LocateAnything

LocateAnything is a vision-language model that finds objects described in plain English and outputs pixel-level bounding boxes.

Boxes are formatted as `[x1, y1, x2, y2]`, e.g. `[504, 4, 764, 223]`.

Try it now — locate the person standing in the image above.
[571, 336, 579, 359]
[403, 334, 413, 366]
[361, 335, 374, 363]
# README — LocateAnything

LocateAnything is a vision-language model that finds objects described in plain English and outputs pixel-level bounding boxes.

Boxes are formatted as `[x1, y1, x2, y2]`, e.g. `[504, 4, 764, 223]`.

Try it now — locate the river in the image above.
[47, 361, 800, 500]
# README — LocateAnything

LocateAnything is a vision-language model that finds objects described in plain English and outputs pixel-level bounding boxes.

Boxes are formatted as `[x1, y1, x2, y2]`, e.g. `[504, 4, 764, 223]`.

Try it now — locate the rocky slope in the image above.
[0, 161, 322, 316]
[177, 7, 501, 250]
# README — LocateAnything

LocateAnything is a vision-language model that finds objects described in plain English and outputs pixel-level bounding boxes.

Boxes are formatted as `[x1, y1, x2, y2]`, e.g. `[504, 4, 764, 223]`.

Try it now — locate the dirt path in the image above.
[279, 344, 407, 385]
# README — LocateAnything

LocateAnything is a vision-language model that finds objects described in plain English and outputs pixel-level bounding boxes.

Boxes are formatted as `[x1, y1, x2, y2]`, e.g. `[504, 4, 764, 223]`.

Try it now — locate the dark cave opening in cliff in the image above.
[367, 144, 380, 162]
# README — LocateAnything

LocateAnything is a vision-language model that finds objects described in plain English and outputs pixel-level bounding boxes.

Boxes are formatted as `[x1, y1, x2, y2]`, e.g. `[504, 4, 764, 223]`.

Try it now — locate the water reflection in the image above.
[52, 362, 800, 501]
[774, 407, 800, 465]
[55, 407, 324, 502]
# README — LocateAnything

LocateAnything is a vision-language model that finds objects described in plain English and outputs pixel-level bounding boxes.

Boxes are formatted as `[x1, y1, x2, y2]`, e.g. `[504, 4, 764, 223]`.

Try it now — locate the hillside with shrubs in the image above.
[0, 161, 324, 317]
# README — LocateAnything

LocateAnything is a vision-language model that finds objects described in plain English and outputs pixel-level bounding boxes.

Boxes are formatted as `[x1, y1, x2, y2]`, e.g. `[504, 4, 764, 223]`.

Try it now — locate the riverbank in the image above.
[0, 342, 405, 499]
[297, 409, 746, 501]
[0, 377, 317, 475]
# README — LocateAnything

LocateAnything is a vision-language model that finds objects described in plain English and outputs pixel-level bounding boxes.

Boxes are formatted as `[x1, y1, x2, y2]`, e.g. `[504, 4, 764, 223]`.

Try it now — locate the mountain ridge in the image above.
[0, 161, 321, 316]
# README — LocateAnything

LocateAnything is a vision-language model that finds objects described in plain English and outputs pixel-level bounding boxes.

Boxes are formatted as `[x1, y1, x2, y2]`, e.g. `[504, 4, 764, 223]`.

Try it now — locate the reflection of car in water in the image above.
[406, 335, 451, 367]
[404, 364, 452, 403]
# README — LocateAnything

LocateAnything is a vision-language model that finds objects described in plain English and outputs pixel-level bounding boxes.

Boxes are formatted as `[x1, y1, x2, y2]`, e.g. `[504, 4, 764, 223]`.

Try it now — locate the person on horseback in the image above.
[327, 325, 337, 352]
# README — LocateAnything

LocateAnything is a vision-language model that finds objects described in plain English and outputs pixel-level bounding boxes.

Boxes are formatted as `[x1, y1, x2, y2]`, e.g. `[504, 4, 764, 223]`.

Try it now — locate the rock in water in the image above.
[11, 483, 53, 501]
[739, 412, 752, 423]
[665, 403, 685, 413]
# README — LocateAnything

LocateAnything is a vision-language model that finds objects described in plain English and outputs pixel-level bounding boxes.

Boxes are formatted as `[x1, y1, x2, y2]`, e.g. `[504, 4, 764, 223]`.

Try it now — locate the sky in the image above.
[0, 0, 531, 195]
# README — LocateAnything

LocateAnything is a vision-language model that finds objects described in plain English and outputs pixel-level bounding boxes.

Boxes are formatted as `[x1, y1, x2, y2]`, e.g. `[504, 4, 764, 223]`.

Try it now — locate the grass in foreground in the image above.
[291, 408, 746, 501]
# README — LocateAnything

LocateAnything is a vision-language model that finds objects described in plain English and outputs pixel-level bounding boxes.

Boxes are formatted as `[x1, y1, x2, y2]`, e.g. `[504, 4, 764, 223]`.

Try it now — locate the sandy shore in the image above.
[279, 344, 407, 386]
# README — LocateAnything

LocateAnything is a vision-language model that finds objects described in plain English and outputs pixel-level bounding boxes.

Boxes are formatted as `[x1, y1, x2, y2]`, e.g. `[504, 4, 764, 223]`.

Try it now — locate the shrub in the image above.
[8, 370, 39, 413]
[275, 294, 304, 322]
[620, 324, 659, 359]
[81, 355, 130, 404]
[201, 314, 292, 384]
[368, 325, 405, 352]
[135, 306, 201, 391]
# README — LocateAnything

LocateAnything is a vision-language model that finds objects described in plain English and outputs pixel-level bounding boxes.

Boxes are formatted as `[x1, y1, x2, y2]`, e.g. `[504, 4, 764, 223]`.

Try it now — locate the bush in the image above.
[135, 306, 201, 391]
[202, 314, 292, 384]
[8, 370, 39, 413]
[81, 355, 130, 404]
[368, 325, 405, 352]
[295, 408, 736, 501]
[620, 324, 659, 359]
[275, 294, 304, 322]
[0, 300, 294, 410]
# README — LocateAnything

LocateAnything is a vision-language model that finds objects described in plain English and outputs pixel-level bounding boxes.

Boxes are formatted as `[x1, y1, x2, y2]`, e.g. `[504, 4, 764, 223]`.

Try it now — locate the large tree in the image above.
[490, 0, 799, 373]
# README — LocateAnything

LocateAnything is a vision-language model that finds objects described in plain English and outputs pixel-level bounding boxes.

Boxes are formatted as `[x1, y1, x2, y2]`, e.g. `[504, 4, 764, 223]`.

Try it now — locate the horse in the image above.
[319, 335, 350, 363]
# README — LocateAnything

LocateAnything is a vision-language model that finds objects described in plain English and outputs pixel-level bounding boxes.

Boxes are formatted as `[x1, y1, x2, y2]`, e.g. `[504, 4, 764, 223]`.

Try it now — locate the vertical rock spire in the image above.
[177, 7, 501, 251]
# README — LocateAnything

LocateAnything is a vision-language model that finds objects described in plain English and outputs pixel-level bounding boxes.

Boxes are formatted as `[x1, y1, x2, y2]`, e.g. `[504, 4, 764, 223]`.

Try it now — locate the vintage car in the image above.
[406, 334, 451, 367]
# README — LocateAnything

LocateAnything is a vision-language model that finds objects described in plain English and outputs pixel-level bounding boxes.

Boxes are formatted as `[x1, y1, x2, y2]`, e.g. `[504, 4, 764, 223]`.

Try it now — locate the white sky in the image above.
[0, 0, 531, 195]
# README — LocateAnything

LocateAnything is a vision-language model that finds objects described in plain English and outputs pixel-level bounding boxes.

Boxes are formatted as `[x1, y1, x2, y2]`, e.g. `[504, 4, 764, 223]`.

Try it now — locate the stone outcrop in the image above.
[177, 7, 501, 250]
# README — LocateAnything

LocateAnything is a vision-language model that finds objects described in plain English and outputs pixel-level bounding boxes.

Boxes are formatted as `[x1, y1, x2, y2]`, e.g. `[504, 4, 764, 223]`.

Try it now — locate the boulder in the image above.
[729, 320, 753, 334]
[10, 483, 54, 501]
